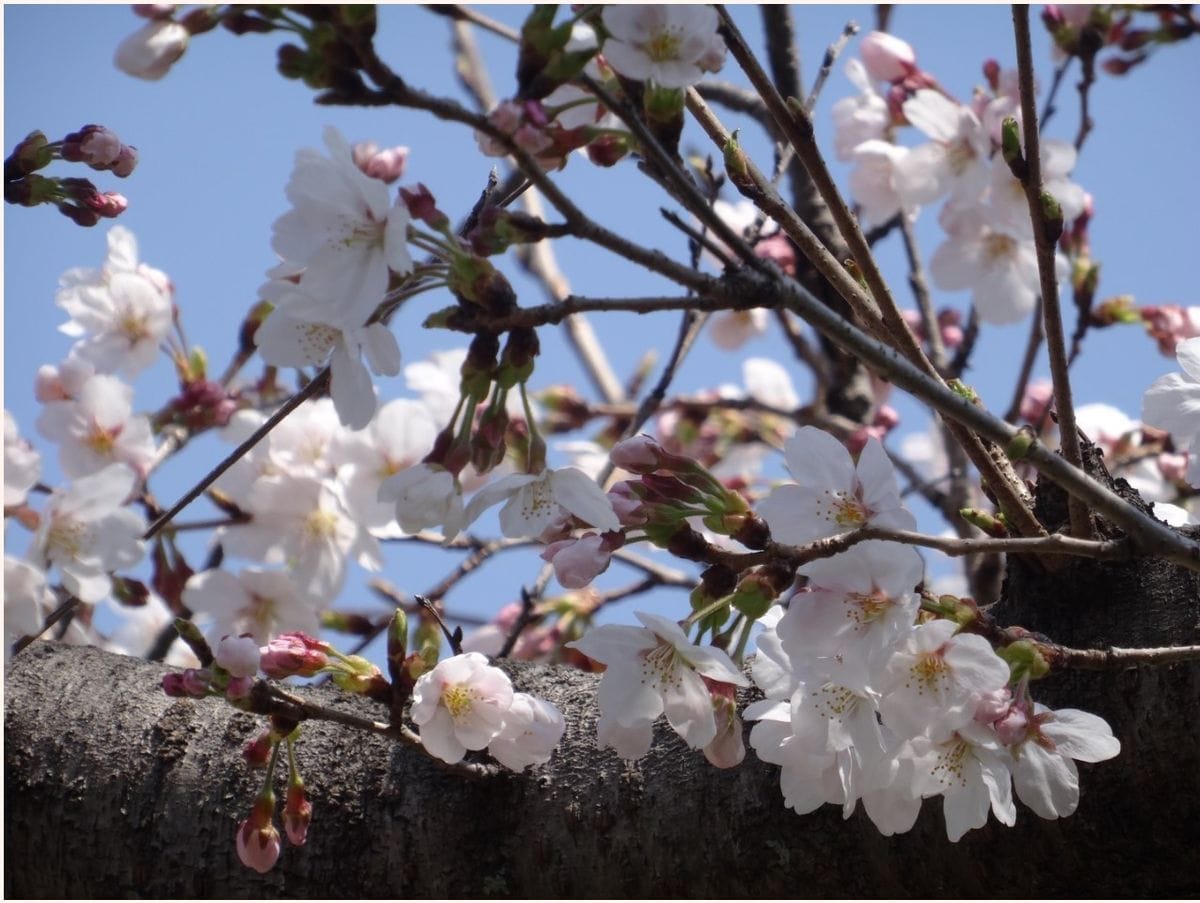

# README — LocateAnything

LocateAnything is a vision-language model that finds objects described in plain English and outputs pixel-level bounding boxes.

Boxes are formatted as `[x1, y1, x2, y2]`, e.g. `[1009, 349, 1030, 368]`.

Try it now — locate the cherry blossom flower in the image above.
[600, 5, 723, 89]
[30, 463, 146, 604]
[1142, 336, 1200, 486]
[115, 18, 189, 80]
[568, 611, 748, 755]
[5, 412, 41, 507]
[255, 282, 402, 430]
[487, 692, 566, 772]
[270, 126, 414, 326]
[986, 143, 1087, 238]
[929, 204, 1061, 325]
[330, 398, 439, 533]
[57, 270, 173, 377]
[1008, 704, 1120, 819]
[462, 466, 619, 540]
[703, 681, 746, 768]
[778, 541, 924, 692]
[377, 463, 466, 539]
[219, 474, 379, 605]
[879, 618, 1012, 741]
[893, 90, 990, 207]
[37, 372, 157, 479]
[410, 652, 515, 764]
[902, 723, 1017, 841]
[831, 58, 889, 161]
[183, 566, 324, 643]
[757, 426, 916, 545]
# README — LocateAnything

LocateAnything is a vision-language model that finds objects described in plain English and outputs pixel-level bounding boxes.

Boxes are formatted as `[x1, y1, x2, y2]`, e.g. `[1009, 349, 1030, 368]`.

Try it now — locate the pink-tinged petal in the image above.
[548, 467, 620, 532]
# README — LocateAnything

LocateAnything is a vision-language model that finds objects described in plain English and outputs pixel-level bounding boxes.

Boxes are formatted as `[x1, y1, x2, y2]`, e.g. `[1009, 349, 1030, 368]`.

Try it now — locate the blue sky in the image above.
[5, 5, 1198, 661]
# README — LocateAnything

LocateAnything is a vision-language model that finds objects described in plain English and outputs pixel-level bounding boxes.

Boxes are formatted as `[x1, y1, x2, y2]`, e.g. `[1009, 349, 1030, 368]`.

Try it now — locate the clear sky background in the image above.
[4, 4, 1198, 662]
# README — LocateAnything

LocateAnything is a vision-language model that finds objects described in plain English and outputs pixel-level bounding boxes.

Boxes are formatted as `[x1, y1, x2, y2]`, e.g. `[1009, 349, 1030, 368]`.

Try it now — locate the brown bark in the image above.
[5, 554, 1199, 901]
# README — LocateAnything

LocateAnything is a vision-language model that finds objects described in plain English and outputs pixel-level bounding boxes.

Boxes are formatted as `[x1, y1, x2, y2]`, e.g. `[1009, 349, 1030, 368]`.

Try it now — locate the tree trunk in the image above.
[6, 572, 1199, 901]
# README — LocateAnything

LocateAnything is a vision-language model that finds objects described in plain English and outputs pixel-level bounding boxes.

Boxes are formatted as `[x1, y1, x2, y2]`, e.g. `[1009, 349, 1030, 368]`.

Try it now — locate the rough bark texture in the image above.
[6, 574, 1199, 900]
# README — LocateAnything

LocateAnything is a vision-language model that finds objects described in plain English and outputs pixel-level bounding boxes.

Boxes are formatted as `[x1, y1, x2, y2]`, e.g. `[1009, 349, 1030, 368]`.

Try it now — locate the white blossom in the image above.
[411, 652, 515, 764]
[757, 426, 916, 545]
[487, 692, 566, 772]
[36, 372, 157, 479]
[270, 126, 414, 326]
[568, 612, 748, 755]
[600, 5, 723, 89]
[462, 466, 619, 540]
[182, 567, 321, 644]
[30, 463, 146, 604]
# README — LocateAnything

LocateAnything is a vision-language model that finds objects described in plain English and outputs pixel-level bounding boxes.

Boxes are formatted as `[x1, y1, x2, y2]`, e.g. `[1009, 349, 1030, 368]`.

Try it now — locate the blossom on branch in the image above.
[600, 5, 724, 89]
[410, 652, 515, 765]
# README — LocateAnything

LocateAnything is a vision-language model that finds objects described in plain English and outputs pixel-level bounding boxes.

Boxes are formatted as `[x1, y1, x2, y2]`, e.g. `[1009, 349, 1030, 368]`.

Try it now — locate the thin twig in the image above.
[143, 371, 329, 541]
[416, 594, 463, 655]
[805, 21, 861, 113]
[1012, 5, 1092, 539]
[423, 4, 519, 43]
[1047, 643, 1200, 671]
[11, 590, 80, 655]
[1004, 296, 1045, 424]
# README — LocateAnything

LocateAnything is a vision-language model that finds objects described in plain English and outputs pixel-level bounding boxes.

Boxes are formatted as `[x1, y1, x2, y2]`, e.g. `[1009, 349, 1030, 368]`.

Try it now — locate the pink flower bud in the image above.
[398, 183, 448, 230]
[993, 705, 1031, 745]
[115, 19, 190, 81]
[489, 100, 523, 135]
[608, 483, 649, 527]
[243, 731, 273, 767]
[1141, 304, 1200, 357]
[85, 191, 128, 218]
[351, 141, 408, 184]
[541, 533, 615, 589]
[610, 434, 664, 472]
[162, 668, 210, 697]
[1158, 451, 1190, 484]
[111, 145, 139, 178]
[513, 123, 552, 156]
[753, 232, 796, 276]
[702, 679, 745, 769]
[225, 675, 255, 700]
[260, 632, 329, 679]
[859, 31, 917, 83]
[215, 634, 262, 678]
[1019, 380, 1055, 426]
[982, 58, 1002, 91]
[236, 797, 281, 874]
[283, 783, 313, 846]
[973, 687, 1013, 723]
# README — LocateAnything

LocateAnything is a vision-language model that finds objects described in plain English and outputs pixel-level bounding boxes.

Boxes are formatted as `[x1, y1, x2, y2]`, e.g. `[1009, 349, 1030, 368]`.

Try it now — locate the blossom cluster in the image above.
[833, 31, 1084, 325]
